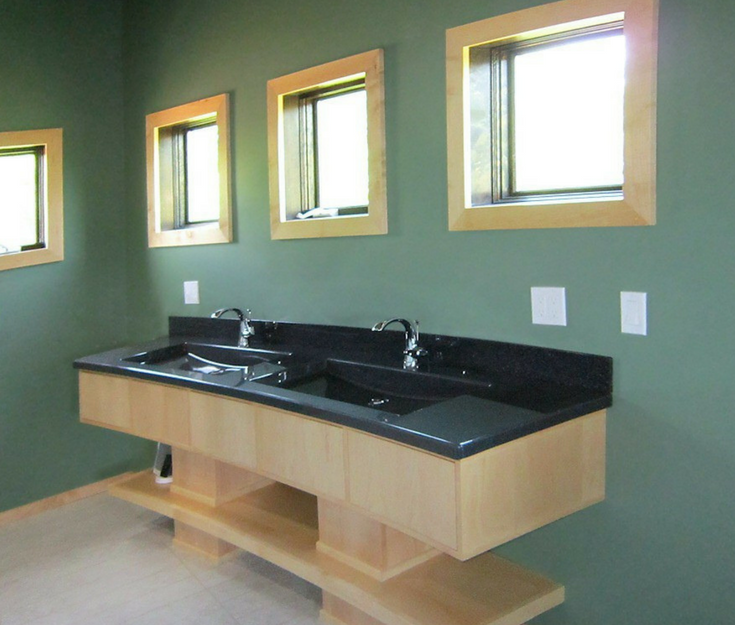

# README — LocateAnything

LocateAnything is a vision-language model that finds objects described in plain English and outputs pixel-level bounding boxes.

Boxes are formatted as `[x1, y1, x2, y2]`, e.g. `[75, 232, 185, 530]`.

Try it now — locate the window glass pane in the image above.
[512, 32, 625, 194]
[316, 89, 369, 209]
[0, 152, 39, 254]
[185, 123, 220, 223]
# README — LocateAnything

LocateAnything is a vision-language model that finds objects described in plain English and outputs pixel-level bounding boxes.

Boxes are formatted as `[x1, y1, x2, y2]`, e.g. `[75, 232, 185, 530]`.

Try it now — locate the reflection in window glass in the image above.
[0, 152, 40, 255]
[185, 123, 220, 224]
[512, 32, 625, 194]
[315, 89, 369, 209]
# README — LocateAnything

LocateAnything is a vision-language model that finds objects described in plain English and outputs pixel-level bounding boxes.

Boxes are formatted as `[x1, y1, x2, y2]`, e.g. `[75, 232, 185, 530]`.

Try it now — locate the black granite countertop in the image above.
[74, 317, 612, 459]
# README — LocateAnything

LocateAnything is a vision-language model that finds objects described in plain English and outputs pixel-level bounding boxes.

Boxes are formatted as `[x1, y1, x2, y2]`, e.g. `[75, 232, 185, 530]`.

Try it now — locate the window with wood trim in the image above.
[446, 0, 658, 230]
[267, 49, 387, 240]
[290, 79, 369, 219]
[0, 128, 63, 272]
[146, 94, 231, 248]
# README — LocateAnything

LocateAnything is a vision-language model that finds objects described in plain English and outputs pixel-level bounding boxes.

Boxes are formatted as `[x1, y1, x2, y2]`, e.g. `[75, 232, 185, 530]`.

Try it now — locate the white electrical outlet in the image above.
[531, 287, 567, 326]
[183, 281, 200, 305]
[621, 291, 647, 335]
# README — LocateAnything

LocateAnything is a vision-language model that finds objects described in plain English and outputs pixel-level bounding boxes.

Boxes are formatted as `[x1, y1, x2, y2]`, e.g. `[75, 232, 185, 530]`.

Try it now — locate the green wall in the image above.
[3, 0, 734, 622]
[120, 0, 735, 622]
[0, 0, 152, 512]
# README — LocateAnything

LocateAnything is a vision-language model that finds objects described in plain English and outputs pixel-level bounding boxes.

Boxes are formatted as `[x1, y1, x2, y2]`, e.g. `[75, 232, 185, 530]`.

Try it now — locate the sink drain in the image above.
[368, 397, 390, 407]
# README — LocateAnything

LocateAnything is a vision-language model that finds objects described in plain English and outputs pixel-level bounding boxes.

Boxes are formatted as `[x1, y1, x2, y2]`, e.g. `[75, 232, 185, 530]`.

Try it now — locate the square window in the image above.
[501, 26, 625, 198]
[146, 94, 232, 248]
[447, 0, 658, 230]
[267, 50, 387, 239]
[0, 128, 63, 272]
[286, 79, 369, 219]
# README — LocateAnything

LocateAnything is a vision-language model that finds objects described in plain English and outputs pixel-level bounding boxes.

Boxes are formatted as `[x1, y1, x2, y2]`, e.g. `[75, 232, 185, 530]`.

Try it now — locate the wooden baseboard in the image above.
[0, 472, 135, 527]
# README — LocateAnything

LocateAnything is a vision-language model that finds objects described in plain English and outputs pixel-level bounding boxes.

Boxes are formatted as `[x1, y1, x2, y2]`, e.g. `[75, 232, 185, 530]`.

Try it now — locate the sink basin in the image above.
[265, 359, 495, 415]
[124, 343, 292, 380]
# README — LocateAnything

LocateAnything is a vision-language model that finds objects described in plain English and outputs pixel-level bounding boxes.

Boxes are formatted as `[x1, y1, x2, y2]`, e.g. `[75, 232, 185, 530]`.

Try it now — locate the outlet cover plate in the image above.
[184, 281, 200, 305]
[531, 287, 567, 326]
[621, 291, 647, 335]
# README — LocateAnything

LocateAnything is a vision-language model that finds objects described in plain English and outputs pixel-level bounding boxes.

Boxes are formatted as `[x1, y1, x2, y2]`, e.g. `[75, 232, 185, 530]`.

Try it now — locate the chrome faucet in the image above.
[211, 308, 255, 348]
[371, 318, 427, 371]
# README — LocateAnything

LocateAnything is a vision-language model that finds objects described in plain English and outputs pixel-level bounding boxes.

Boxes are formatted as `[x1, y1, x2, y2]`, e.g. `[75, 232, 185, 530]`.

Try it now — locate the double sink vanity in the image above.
[75, 315, 612, 625]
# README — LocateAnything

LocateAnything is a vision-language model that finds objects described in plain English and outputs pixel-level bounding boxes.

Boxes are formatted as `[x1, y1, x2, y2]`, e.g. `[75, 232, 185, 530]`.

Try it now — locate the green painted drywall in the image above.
[120, 0, 735, 622]
[3, 0, 733, 622]
[0, 0, 152, 513]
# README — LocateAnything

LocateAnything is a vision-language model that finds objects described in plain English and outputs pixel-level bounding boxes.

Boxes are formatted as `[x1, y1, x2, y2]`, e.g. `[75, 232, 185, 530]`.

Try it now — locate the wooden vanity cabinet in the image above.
[79, 369, 606, 625]
[80, 373, 190, 446]
[345, 430, 458, 550]
[343, 413, 605, 558]
[257, 407, 347, 499]
[79, 371, 132, 431]
[188, 391, 257, 469]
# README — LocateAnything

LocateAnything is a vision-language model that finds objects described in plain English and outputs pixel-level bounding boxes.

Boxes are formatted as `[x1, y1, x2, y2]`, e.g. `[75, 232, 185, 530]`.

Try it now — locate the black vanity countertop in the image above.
[73, 317, 613, 460]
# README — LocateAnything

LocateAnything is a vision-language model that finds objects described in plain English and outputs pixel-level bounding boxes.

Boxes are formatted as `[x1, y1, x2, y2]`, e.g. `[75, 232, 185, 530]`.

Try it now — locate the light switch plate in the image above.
[621, 291, 647, 335]
[531, 287, 567, 326]
[184, 281, 200, 305]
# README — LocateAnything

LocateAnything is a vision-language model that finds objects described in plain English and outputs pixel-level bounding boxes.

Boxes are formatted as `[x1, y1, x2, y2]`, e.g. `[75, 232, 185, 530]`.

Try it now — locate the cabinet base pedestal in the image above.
[173, 520, 237, 562]
[322, 593, 386, 625]
[109, 457, 563, 625]
[317, 498, 439, 582]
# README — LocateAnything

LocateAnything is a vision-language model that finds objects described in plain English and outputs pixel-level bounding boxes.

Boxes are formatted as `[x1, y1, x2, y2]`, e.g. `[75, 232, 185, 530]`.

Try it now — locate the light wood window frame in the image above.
[146, 94, 232, 248]
[267, 49, 387, 240]
[446, 0, 658, 231]
[0, 128, 63, 272]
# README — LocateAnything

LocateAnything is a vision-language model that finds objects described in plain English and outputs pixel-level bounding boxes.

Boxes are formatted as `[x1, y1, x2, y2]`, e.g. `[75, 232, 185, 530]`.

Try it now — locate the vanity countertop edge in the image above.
[74, 317, 612, 460]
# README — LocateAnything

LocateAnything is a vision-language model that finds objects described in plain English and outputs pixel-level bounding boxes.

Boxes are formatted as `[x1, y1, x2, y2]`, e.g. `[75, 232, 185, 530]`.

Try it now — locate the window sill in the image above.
[449, 196, 651, 231]
[0, 246, 63, 271]
[270, 211, 386, 241]
[148, 221, 232, 248]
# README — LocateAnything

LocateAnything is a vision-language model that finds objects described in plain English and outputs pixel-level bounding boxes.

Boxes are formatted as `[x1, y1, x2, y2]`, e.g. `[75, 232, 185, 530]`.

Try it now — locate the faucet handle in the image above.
[243, 309, 255, 337]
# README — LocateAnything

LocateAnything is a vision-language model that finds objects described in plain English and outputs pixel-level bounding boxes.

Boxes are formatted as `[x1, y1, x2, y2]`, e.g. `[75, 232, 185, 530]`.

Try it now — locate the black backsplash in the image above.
[169, 316, 612, 394]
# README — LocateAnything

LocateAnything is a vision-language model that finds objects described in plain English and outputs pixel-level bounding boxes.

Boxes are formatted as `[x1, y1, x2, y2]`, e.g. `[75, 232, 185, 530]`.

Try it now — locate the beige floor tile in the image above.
[0, 493, 322, 625]
[121, 589, 238, 625]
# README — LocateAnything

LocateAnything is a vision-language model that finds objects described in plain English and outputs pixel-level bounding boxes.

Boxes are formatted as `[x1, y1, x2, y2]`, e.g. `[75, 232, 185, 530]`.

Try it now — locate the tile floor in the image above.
[0, 494, 322, 625]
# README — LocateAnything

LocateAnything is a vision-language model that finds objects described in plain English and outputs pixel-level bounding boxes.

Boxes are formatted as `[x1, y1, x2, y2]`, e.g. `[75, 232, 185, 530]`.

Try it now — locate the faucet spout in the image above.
[211, 308, 255, 348]
[371, 318, 426, 370]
